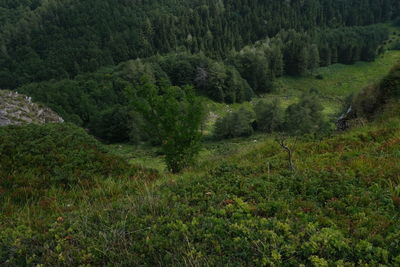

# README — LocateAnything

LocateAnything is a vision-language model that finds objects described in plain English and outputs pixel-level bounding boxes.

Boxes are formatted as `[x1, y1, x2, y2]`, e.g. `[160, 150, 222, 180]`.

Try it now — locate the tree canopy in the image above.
[0, 0, 397, 88]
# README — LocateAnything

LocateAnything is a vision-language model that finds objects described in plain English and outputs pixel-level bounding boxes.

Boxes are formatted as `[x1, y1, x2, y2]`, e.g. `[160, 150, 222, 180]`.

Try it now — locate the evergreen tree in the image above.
[0, 0, 394, 88]
[308, 44, 320, 74]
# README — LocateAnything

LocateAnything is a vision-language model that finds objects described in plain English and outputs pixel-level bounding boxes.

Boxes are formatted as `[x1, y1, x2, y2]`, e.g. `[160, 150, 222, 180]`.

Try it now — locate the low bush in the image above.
[254, 99, 285, 133]
[1, 115, 400, 265]
[0, 123, 130, 201]
[214, 108, 254, 140]
[284, 90, 331, 135]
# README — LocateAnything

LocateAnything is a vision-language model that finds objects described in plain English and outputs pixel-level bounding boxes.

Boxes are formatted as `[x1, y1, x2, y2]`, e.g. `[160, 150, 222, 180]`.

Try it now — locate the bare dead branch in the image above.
[275, 135, 296, 172]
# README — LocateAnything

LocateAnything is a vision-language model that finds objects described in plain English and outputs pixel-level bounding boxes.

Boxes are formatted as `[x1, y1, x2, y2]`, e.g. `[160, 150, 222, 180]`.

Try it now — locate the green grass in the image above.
[107, 144, 167, 172]
[273, 50, 400, 116]
[278, 50, 400, 98]
[2, 108, 400, 265]
[202, 50, 400, 135]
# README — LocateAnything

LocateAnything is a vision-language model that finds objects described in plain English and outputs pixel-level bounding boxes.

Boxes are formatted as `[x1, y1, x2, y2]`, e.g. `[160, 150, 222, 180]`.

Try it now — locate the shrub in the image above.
[0, 123, 130, 200]
[254, 99, 284, 133]
[284, 90, 329, 135]
[214, 108, 254, 140]
[352, 63, 400, 119]
[133, 82, 205, 173]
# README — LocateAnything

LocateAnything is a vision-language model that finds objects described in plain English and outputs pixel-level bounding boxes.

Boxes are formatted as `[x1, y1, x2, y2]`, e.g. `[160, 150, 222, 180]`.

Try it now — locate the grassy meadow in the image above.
[203, 49, 400, 136]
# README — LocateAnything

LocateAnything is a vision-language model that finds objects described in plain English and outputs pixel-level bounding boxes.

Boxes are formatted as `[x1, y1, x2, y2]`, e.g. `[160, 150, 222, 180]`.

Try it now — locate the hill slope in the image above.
[1, 65, 400, 265]
[0, 123, 132, 202]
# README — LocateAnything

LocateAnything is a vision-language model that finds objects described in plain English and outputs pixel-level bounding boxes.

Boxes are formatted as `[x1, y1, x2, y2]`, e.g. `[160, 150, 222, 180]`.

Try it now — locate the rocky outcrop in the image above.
[0, 90, 64, 126]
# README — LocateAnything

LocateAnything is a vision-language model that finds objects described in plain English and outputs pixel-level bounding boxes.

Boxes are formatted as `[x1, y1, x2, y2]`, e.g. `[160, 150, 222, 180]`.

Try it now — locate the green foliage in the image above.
[16, 52, 254, 144]
[2, 116, 400, 265]
[18, 72, 131, 138]
[0, 1, 396, 88]
[254, 99, 285, 133]
[352, 63, 400, 119]
[308, 44, 320, 74]
[5, 23, 389, 145]
[231, 48, 274, 94]
[284, 90, 330, 135]
[214, 108, 254, 140]
[159, 53, 253, 103]
[133, 82, 205, 173]
[0, 123, 130, 201]
[214, 90, 332, 140]
[281, 30, 311, 75]
[230, 24, 388, 88]
[88, 105, 137, 143]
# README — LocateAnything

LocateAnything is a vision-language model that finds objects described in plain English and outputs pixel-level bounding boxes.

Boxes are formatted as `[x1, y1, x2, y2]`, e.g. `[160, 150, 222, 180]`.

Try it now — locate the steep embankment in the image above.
[351, 63, 400, 118]
[337, 62, 400, 130]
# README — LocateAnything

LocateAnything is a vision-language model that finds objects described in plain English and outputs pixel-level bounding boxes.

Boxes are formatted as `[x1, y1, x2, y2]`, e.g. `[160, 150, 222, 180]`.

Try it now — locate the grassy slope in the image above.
[2, 106, 400, 265]
[2, 27, 400, 266]
[277, 50, 400, 110]
[1, 84, 400, 265]
[203, 50, 400, 135]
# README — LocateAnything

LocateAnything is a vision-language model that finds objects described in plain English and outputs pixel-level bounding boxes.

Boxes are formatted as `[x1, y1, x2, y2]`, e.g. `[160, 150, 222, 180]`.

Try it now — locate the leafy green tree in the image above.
[133, 81, 205, 173]
[268, 45, 284, 78]
[254, 99, 284, 133]
[214, 108, 254, 140]
[233, 49, 273, 94]
[88, 105, 132, 143]
[284, 90, 328, 135]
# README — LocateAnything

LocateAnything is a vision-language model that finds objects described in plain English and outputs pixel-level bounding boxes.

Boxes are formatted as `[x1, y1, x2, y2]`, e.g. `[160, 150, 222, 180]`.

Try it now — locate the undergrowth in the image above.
[1, 114, 400, 265]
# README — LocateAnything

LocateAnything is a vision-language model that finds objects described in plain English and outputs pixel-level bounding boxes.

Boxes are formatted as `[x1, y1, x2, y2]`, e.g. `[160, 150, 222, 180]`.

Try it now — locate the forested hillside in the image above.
[2, 0, 400, 265]
[0, 0, 399, 88]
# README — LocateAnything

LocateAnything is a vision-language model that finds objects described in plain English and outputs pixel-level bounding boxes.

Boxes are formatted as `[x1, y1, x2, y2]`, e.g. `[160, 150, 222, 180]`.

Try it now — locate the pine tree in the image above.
[308, 44, 320, 74]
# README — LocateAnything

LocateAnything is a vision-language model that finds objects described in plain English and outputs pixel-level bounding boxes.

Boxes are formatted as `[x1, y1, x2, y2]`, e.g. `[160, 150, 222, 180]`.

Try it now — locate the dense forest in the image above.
[1, 0, 399, 150]
[15, 23, 389, 143]
[0, 0, 399, 88]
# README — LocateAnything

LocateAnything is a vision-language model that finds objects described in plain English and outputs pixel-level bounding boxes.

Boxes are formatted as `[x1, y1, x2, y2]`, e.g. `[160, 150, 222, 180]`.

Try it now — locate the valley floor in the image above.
[204, 50, 400, 135]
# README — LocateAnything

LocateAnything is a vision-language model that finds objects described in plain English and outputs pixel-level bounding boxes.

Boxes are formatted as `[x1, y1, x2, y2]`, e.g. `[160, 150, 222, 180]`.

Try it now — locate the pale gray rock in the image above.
[0, 89, 64, 126]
